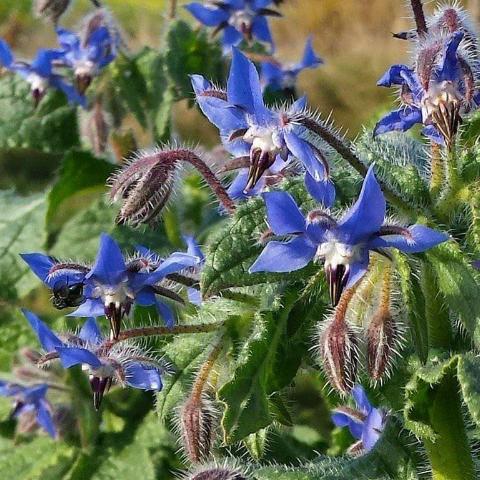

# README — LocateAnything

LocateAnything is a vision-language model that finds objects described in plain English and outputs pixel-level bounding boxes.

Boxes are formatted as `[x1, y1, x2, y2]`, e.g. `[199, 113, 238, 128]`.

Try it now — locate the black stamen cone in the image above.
[90, 376, 112, 410]
[326, 264, 349, 306]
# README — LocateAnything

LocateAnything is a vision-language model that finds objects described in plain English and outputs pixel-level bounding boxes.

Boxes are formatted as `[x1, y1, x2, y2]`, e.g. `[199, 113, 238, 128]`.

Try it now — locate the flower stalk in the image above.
[410, 0, 428, 36]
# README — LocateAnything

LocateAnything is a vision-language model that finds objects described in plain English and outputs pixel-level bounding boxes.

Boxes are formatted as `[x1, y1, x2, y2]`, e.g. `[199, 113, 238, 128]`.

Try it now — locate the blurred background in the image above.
[0, 0, 479, 139]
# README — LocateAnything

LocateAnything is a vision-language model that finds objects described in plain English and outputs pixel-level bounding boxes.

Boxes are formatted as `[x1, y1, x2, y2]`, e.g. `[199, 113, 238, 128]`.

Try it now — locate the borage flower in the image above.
[331, 384, 386, 454]
[24, 310, 164, 409]
[0, 381, 56, 438]
[55, 9, 121, 93]
[182, 235, 205, 305]
[260, 37, 323, 93]
[0, 40, 86, 107]
[375, 31, 480, 147]
[191, 48, 335, 205]
[250, 165, 448, 305]
[185, 0, 280, 53]
[21, 233, 200, 338]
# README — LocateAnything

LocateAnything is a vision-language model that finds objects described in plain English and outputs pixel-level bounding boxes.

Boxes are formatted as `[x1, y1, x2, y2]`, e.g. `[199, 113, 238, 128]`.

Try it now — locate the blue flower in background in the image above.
[375, 31, 480, 146]
[182, 235, 205, 305]
[0, 39, 86, 107]
[191, 48, 335, 205]
[331, 385, 386, 454]
[0, 381, 56, 438]
[250, 165, 448, 305]
[55, 11, 120, 93]
[185, 0, 280, 53]
[23, 310, 164, 410]
[21, 233, 200, 338]
[260, 37, 323, 92]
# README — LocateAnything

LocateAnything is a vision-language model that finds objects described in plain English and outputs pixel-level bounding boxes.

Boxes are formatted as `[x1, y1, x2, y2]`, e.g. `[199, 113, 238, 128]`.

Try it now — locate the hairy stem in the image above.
[429, 142, 444, 198]
[177, 149, 236, 214]
[423, 374, 475, 480]
[169, 0, 177, 19]
[410, 0, 428, 36]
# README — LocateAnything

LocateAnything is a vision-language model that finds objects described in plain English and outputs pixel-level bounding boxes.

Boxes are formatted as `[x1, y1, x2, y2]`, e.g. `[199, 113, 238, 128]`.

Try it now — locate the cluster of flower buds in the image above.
[0, 6, 119, 108]
[375, 3, 480, 149]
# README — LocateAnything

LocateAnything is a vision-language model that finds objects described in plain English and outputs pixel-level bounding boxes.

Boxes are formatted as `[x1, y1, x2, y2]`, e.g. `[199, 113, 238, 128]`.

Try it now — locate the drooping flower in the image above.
[21, 233, 200, 338]
[185, 0, 280, 53]
[190, 48, 335, 205]
[375, 31, 480, 147]
[55, 9, 121, 93]
[249, 165, 448, 305]
[260, 37, 323, 93]
[0, 40, 86, 107]
[331, 384, 386, 454]
[23, 310, 164, 409]
[0, 381, 56, 438]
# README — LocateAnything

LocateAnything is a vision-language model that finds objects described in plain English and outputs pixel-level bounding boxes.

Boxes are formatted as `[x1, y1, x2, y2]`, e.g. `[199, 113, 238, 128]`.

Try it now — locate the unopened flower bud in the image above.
[33, 0, 70, 24]
[183, 466, 247, 480]
[178, 396, 217, 463]
[366, 309, 398, 382]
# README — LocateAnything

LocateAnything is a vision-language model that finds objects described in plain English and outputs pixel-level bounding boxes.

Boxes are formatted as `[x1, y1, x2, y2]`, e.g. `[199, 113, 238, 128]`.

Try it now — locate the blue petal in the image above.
[55, 27, 80, 51]
[331, 410, 363, 440]
[183, 235, 205, 262]
[50, 76, 87, 108]
[184, 3, 229, 26]
[290, 96, 307, 114]
[188, 287, 202, 305]
[305, 173, 335, 208]
[31, 49, 63, 77]
[227, 48, 271, 122]
[261, 61, 283, 89]
[362, 407, 384, 452]
[351, 385, 372, 414]
[78, 318, 103, 345]
[86, 233, 127, 286]
[147, 252, 200, 284]
[263, 191, 306, 234]
[0, 39, 14, 68]
[249, 236, 316, 273]
[190, 74, 213, 95]
[56, 347, 102, 369]
[370, 225, 449, 253]
[438, 31, 463, 82]
[20, 253, 55, 285]
[284, 131, 326, 181]
[227, 170, 252, 200]
[345, 250, 370, 289]
[253, 0, 274, 7]
[422, 125, 445, 145]
[156, 300, 175, 328]
[337, 165, 385, 244]
[251, 16, 274, 47]
[374, 107, 422, 136]
[222, 26, 243, 51]
[36, 401, 57, 438]
[23, 384, 49, 403]
[22, 309, 63, 352]
[299, 36, 323, 69]
[125, 364, 162, 391]
[68, 298, 105, 318]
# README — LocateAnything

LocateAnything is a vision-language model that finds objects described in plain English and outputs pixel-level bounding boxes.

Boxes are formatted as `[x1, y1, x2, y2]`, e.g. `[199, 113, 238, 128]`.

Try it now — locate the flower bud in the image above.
[178, 396, 217, 463]
[366, 310, 399, 382]
[318, 315, 359, 394]
[34, 0, 70, 24]
[183, 466, 247, 480]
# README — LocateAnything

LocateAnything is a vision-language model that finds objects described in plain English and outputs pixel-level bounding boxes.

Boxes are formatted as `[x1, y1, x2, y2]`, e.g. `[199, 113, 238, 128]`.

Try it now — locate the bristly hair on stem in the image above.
[108, 147, 236, 227]
[410, 0, 428, 36]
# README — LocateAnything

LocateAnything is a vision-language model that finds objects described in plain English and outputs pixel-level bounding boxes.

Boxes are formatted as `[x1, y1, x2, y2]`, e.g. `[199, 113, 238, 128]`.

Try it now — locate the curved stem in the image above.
[410, 0, 428, 36]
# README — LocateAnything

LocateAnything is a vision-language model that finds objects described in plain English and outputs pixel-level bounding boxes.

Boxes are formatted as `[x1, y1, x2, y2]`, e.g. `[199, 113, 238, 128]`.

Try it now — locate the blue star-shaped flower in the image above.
[23, 310, 164, 410]
[249, 165, 448, 304]
[0, 380, 56, 438]
[21, 233, 200, 338]
[331, 385, 386, 453]
[55, 16, 120, 93]
[185, 0, 279, 53]
[191, 48, 335, 205]
[260, 37, 323, 92]
[182, 234, 205, 305]
[0, 39, 86, 107]
[375, 31, 480, 145]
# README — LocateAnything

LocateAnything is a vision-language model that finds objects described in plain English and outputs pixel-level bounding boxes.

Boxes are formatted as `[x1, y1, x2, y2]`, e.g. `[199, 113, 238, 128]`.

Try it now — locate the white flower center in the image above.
[27, 73, 48, 93]
[229, 8, 254, 31]
[316, 241, 362, 270]
[83, 363, 116, 378]
[92, 280, 134, 308]
[74, 60, 96, 77]
[243, 126, 282, 154]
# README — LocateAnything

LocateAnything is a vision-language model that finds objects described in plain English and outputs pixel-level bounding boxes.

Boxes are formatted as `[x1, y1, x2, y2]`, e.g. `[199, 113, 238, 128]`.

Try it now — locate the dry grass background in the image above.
[1, 0, 479, 140]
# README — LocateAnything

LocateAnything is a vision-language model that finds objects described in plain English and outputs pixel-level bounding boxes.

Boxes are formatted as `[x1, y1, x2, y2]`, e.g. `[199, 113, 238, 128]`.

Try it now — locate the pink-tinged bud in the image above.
[80, 100, 110, 154]
[366, 310, 398, 382]
[18, 347, 42, 365]
[178, 396, 217, 463]
[108, 148, 235, 227]
[33, 0, 70, 24]
[318, 315, 359, 395]
[182, 466, 247, 480]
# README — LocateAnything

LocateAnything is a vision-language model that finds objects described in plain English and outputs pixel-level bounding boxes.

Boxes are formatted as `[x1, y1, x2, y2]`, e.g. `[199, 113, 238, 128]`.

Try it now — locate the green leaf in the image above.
[244, 429, 268, 460]
[457, 353, 480, 428]
[201, 179, 317, 297]
[46, 151, 115, 234]
[426, 242, 480, 347]
[0, 191, 47, 300]
[0, 75, 79, 153]
[219, 287, 325, 443]
[165, 20, 224, 101]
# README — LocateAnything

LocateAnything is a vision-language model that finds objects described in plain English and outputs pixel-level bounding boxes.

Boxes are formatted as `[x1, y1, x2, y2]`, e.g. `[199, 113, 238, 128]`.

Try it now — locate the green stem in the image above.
[423, 374, 475, 480]
[429, 142, 444, 199]
[435, 147, 463, 219]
